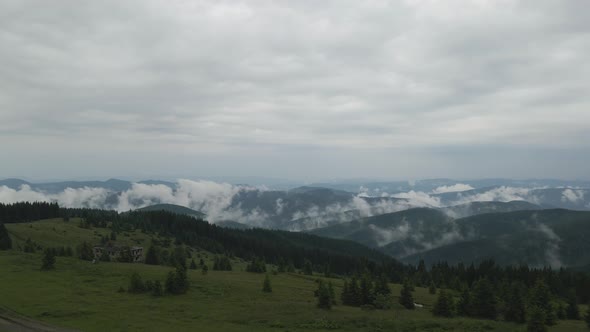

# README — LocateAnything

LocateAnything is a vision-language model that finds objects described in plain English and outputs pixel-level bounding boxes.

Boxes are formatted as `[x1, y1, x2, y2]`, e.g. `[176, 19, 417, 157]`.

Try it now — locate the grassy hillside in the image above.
[3, 250, 587, 332]
[5, 218, 158, 250]
[1, 218, 588, 331]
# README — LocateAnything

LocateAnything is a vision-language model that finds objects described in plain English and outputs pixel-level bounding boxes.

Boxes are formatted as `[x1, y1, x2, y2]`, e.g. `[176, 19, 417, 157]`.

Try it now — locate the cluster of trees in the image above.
[213, 255, 232, 271]
[340, 274, 391, 309]
[0, 223, 12, 250]
[246, 257, 267, 273]
[126, 265, 189, 296]
[0, 202, 60, 223]
[315, 279, 336, 309]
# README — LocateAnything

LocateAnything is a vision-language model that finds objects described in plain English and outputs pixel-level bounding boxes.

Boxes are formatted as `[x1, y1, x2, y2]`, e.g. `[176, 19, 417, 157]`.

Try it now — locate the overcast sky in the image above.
[1, 0, 589, 182]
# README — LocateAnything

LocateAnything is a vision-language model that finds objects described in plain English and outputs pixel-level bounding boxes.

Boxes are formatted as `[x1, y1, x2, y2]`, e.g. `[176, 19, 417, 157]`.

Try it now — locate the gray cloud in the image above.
[1, 1, 590, 180]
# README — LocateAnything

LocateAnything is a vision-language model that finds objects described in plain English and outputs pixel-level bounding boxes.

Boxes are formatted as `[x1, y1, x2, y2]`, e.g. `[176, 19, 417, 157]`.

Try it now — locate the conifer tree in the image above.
[0, 223, 11, 250]
[189, 258, 197, 270]
[202, 264, 208, 275]
[565, 291, 580, 320]
[303, 259, 313, 275]
[349, 277, 361, 306]
[375, 274, 391, 296]
[341, 280, 351, 305]
[262, 274, 272, 293]
[145, 245, 160, 265]
[399, 280, 415, 310]
[432, 290, 455, 317]
[41, 249, 56, 270]
[152, 280, 163, 297]
[99, 250, 111, 262]
[530, 280, 556, 326]
[429, 280, 437, 295]
[527, 306, 547, 332]
[359, 274, 375, 305]
[505, 282, 526, 323]
[77, 241, 94, 261]
[328, 281, 336, 305]
[471, 278, 497, 320]
[457, 287, 471, 316]
[128, 272, 145, 293]
[316, 280, 332, 309]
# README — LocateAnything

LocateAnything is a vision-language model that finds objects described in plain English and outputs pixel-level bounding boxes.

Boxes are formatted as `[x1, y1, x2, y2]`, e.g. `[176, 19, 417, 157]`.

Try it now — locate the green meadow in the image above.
[0, 219, 588, 331]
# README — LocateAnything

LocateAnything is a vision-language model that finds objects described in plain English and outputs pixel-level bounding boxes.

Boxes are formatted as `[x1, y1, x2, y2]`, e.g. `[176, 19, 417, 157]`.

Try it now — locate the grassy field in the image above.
[1, 219, 588, 332]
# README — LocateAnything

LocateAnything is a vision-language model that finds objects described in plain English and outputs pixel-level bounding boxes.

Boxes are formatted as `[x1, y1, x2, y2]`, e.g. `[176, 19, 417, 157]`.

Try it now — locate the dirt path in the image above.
[0, 308, 78, 332]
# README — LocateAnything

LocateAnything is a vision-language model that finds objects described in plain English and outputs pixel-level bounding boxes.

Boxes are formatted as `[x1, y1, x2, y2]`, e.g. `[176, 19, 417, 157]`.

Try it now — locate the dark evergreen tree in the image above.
[504, 282, 526, 323]
[328, 281, 336, 305]
[152, 280, 163, 297]
[429, 280, 437, 295]
[317, 280, 332, 309]
[399, 280, 415, 310]
[41, 249, 56, 270]
[77, 241, 94, 261]
[375, 274, 391, 296]
[202, 264, 208, 275]
[189, 258, 197, 270]
[432, 290, 455, 317]
[246, 257, 267, 273]
[303, 259, 313, 275]
[359, 274, 375, 305]
[527, 306, 547, 332]
[262, 274, 272, 293]
[471, 278, 497, 320]
[565, 291, 580, 320]
[349, 277, 361, 306]
[212, 255, 232, 271]
[144, 245, 160, 265]
[128, 272, 145, 293]
[341, 280, 351, 305]
[0, 223, 11, 250]
[529, 280, 556, 326]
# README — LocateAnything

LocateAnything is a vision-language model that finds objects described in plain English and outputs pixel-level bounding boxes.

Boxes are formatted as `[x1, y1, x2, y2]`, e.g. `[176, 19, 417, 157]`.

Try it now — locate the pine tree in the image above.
[145, 245, 160, 265]
[349, 277, 361, 306]
[375, 274, 391, 296]
[429, 280, 437, 295]
[202, 264, 208, 275]
[303, 259, 313, 275]
[527, 306, 547, 332]
[128, 272, 145, 293]
[432, 290, 455, 317]
[77, 241, 94, 261]
[457, 287, 471, 316]
[505, 282, 526, 323]
[0, 223, 12, 250]
[262, 274, 272, 293]
[317, 280, 332, 309]
[328, 281, 336, 305]
[471, 278, 497, 320]
[189, 258, 197, 270]
[530, 280, 556, 326]
[341, 280, 351, 305]
[99, 250, 111, 262]
[152, 280, 163, 297]
[399, 280, 415, 310]
[41, 249, 56, 270]
[359, 274, 375, 305]
[565, 291, 580, 320]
